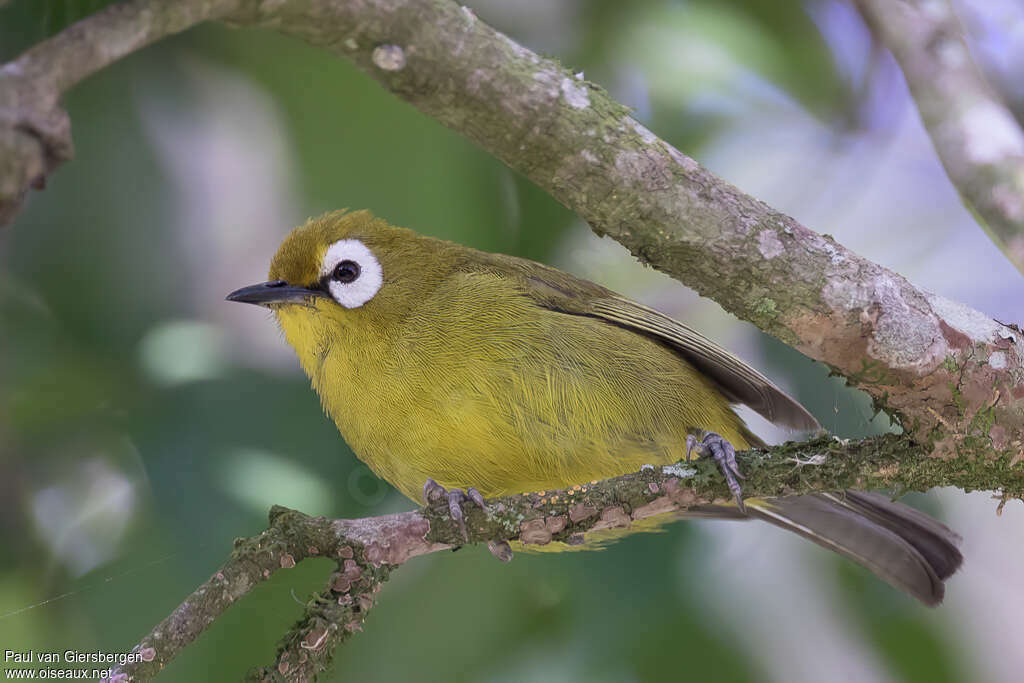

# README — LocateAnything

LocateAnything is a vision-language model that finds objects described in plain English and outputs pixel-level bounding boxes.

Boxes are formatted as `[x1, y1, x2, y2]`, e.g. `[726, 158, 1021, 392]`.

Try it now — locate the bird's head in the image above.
[227, 209, 453, 358]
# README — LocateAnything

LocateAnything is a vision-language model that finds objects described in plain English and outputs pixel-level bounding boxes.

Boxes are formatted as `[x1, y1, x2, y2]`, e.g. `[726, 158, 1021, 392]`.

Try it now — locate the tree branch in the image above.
[0, 0, 244, 224]
[102, 433, 1019, 682]
[855, 0, 1024, 276]
[3, 0, 1021, 461]
[236, 0, 1024, 458]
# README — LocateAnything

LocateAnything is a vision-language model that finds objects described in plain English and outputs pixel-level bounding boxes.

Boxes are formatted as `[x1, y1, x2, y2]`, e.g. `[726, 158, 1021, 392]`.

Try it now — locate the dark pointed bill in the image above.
[226, 280, 323, 307]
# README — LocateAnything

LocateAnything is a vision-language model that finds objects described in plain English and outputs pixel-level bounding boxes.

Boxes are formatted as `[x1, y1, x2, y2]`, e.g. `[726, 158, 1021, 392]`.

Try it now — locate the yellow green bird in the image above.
[228, 209, 962, 605]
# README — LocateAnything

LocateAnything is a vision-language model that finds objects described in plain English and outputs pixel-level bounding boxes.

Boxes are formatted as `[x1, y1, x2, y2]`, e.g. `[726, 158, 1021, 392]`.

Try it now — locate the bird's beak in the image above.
[226, 280, 323, 307]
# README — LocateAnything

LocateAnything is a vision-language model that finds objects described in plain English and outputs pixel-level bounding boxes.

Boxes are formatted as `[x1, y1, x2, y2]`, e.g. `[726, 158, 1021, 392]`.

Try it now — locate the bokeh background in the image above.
[2, 0, 1024, 681]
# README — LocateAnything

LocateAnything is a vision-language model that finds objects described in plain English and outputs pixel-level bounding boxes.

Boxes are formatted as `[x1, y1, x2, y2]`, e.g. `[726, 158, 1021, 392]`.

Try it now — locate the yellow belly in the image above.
[279, 273, 751, 503]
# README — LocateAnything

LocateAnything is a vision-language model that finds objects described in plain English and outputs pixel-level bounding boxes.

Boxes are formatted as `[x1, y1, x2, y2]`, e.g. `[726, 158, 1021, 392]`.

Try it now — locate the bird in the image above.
[227, 209, 962, 605]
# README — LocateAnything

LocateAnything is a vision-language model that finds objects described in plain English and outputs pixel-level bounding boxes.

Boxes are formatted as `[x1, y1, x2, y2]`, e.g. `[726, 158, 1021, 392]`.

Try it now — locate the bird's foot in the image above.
[422, 478, 486, 540]
[686, 431, 746, 512]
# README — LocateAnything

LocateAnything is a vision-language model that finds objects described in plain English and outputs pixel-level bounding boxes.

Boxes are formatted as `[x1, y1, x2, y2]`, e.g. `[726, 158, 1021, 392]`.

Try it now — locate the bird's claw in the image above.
[686, 431, 746, 512]
[422, 478, 486, 540]
[467, 487, 486, 509]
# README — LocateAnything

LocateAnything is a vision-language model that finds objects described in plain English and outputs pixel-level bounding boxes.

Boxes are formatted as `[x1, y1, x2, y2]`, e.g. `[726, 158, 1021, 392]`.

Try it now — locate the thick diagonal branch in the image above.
[240, 0, 1023, 457]
[855, 0, 1024, 275]
[5, 0, 1021, 459]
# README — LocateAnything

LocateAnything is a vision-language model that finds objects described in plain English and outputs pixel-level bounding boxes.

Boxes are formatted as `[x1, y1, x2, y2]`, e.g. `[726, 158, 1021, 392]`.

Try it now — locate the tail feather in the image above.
[743, 492, 962, 606]
[819, 491, 963, 580]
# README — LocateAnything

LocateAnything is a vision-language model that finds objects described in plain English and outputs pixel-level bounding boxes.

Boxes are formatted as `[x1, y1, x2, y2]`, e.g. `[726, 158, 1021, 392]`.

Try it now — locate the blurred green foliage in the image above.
[0, 0, 981, 681]
[0, 0, 121, 59]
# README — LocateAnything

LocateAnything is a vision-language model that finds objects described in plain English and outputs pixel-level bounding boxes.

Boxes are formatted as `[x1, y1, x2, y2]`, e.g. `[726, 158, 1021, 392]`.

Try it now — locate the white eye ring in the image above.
[320, 239, 383, 309]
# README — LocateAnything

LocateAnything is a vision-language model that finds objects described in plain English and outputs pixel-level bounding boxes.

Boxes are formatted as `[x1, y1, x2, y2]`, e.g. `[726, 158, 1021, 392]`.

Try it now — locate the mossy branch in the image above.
[102, 433, 1020, 682]
[2, 0, 1022, 459]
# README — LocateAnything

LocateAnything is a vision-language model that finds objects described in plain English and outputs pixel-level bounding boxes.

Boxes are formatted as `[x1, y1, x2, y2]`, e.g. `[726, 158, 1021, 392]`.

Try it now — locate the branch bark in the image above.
[855, 0, 1024, 276]
[0, 0, 244, 224]
[102, 433, 1019, 682]
[3, 0, 1022, 464]
[237, 0, 1024, 461]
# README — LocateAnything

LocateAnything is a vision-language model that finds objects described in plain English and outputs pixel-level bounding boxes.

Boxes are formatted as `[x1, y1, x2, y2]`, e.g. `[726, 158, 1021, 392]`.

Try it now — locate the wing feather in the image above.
[587, 297, 819, 430]
[468, 253, 820, 432]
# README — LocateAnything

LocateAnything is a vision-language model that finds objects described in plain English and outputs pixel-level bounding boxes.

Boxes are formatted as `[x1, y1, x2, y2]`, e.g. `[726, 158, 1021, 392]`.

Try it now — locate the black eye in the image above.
[331, 260, 360, 283]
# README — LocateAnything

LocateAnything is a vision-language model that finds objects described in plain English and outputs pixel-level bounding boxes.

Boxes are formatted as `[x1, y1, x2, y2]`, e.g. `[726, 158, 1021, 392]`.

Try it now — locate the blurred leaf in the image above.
[218, 447, 334, 516]
[577, 0, 850, 143]
[836, 560, 967, 683]
[704, 0, 848, 116]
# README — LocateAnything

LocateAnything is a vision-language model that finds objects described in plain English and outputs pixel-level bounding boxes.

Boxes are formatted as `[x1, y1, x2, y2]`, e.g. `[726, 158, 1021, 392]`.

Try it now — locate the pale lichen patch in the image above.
[560, 77, 590, 109]
[935, 39, 966, 68]
[627, 117, 657, 145]
[662, 463, 696, 478]
[500, 33, 539, 63]
[823, 241, 846, 264]
[757, 229, 784, 259]
[866, 278, 947, 372]
[989, 351, 1008, 369]
[824, 273, 948, 373]
[822, 276, 871, 311]
[372, 44, 406, 71]
[531, 70, 560, 99]
[960, 101, 1024, 165]
[926, 293, 1006, 345]
[664, 144, 699, 173]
